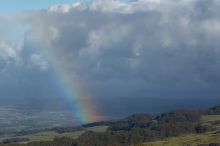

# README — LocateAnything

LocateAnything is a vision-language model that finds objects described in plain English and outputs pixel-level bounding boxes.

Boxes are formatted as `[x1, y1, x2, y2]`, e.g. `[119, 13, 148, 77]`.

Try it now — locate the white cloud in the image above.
[48, 2, 87, 13]
[49, 26, 59, 40]
[46, 0, 198, 14]
[47, 0, 164, 14]
[30, 54, 49, 71]
[0, 41, 22, 66]
[79, 24, 130, 58]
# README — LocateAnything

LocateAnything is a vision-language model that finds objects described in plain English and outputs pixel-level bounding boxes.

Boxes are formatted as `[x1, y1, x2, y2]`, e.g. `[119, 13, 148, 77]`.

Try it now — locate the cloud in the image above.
[30, 54, 49, 71]
[26, 0, 220, 99]
[0, 41, 22, 67]
[1, 0, 220, 115]
[48, 2, 87, 13]
[46, 0, 181, 14]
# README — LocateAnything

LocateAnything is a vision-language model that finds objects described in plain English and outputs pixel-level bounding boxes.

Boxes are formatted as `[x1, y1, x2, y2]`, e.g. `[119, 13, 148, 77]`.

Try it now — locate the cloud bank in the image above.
[1, 0, 220, 115]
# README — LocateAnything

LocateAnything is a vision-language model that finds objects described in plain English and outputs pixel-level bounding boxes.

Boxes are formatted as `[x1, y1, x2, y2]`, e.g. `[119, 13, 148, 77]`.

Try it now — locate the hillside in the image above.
[136, 114, 220, 146]
[135, 131, 220, 146]
[1, 104, 220, 146]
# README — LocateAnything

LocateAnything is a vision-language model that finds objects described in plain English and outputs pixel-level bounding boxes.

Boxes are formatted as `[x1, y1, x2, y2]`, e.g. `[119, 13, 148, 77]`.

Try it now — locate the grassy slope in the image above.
[201, 115, 220, 123]
[136, 131, 220, 146]
[136, 115, 220, 146]
[0, 126, 108, 143]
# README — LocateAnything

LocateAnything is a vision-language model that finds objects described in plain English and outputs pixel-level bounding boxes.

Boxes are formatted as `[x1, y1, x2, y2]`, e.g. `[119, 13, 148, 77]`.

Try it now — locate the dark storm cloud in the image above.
[25, 0, 220, 99]
[1, 0, 220, 115]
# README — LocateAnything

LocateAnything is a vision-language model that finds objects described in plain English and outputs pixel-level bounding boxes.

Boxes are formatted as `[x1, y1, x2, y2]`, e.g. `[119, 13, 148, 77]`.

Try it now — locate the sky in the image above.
[0, 0, 129, 13]
[1, 0, 220, 123]
[0, 0, 90, 13]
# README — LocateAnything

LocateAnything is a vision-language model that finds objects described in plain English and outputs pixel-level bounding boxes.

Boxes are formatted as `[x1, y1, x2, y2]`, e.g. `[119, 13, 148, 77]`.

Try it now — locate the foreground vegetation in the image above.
[1, 105, 220, 146]
[135, 131, 220, 146]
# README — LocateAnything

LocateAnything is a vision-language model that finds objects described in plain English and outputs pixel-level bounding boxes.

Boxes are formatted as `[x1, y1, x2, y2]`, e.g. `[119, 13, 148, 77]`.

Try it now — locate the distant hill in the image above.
[207, 105, 220, 115]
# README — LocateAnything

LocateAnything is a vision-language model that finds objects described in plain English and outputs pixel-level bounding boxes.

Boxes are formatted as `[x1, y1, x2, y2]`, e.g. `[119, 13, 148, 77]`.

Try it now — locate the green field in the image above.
[201, 115, 220, 123]
[0, 126, 108, 143]
[135, 131, 220, 146]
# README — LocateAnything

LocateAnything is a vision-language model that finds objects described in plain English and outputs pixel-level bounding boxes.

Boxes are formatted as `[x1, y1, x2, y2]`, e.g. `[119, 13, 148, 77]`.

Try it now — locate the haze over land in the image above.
[0, 0, 220, 124]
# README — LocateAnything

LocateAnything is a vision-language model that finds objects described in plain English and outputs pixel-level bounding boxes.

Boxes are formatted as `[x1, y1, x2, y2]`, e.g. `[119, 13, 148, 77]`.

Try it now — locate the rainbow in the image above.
[36, 41, 102, 124]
